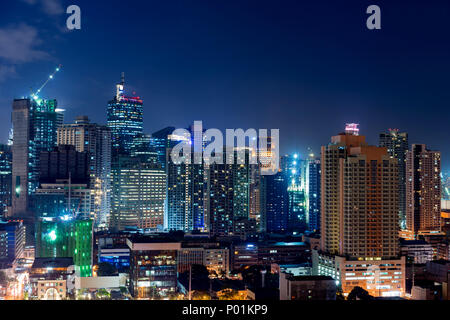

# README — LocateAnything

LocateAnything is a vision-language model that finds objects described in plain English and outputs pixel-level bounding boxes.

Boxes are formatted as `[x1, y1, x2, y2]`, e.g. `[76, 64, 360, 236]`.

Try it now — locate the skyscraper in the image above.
[110, 156, 166, 230]
[0, 145, 12, 218]
[204, 148, 256, 237]
[167, 150, 205, 232]
[12, 98, 62, 241]
[379, 129, 408, 229]
[57, 116, 112, 228]
[262, 169, 289, 233]
[406, 144, 441, 237]
[150, 127, 176, 168]
[313, 125, 405, 297]
[281, 154, 307, 232]
[107, 73, 143, 155]
[35, 145, 92, 220]
[308, 158, 321, 232]
[130, 133, 159, 164]
[320, 126, 400, 257]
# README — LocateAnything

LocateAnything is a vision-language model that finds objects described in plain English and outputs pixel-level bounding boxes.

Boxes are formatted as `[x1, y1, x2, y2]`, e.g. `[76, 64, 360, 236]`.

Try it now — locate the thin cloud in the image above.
[0, 24, 49, 63]
[0, 24, 50, 82]
[22, 0, 64, 16]
[0, 66, 17, 82]
[41, 0, 64, 16]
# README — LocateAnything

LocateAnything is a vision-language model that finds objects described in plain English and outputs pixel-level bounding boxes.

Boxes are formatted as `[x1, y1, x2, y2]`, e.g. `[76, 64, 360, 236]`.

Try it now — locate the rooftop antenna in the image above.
[30, 64, 62, 101]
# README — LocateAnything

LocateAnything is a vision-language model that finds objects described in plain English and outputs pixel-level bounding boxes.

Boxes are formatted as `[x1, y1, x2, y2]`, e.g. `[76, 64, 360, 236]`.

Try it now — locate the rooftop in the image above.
[32, 257, 74, 269]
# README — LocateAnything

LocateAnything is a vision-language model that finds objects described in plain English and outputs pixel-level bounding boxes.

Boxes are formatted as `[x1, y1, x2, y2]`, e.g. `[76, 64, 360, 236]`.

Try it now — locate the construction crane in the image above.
[30, 64, 62, 101]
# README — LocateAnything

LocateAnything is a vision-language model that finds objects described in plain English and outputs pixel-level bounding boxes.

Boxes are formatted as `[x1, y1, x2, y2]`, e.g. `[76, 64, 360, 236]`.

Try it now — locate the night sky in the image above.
[1, 0, 449, 171]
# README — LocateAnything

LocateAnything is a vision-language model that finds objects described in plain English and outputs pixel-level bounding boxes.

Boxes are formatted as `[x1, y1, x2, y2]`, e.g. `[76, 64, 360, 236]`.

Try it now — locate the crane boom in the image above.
[31, 64, 62, 100]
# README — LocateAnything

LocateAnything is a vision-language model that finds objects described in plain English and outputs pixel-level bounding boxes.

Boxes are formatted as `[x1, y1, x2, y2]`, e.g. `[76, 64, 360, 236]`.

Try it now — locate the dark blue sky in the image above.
[1, 0, 449, 170]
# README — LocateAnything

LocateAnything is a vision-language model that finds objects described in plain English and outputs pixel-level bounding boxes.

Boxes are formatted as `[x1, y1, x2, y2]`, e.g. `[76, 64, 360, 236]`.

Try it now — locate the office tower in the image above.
[281, 154, 307, 232]
[287, 182, 307, 232]
[0, 145, 12, 218]
[58, 116, 112, 228]
[167, 152, 205, 232]
[308, 159, 321, 232]
[130, 133, 159, 164]
[406, 144, 441, 236]
[37, 144, 92, 219]
[204, 149, 255, 237]
[12, 99, 62, 243]
[35, 217, 93, 277]
[34, 181, 92, 220]
[35, 144, 92, 219]
[262, 169, 289, 233]
[107, 73, 143, 155]
[379, 129, 409, 229]
[313, 124, 405, 297]
[442, 172, 450, 200]
[150, 127, 176, 168]
[110, 156, 166, 230]
[127, 237, 181, 299]
[39, 145, 90, 184]
[249, 165, 262, 230]
[0, 220, 26, 263]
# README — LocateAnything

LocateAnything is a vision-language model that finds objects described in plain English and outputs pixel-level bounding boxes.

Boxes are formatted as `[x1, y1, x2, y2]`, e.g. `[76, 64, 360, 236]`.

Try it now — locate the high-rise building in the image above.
[281, 155, 307, 232]
[39, 145, 90, 184]
[167, 151, 205, 232]
[12, 98, 62, 242]
[406, 144, 441, 236]
[107, 74, 143, 155]
[204, 149, 256, 237]
[150, 127, 176, 169]
[308, 159, 321, 232]
[313, 124, 405, 298]
[379, 129, 408, 229]
[262, 169, 289, 233]
[0, 145, 12, 218]
[34, 181, 92, 220]
[249, 165, 262, 230]
[35, 217, 93, 277]
[320, 126, 400, 258]
[130, 133, 159, 164]
[110, 156, 166, 230]
[0, 220, 26, 263]
[57, 116, 112, 228]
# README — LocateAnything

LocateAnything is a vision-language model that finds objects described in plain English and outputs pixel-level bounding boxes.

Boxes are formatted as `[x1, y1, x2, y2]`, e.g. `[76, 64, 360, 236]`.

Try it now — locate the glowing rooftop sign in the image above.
[345, 123, 360, 136]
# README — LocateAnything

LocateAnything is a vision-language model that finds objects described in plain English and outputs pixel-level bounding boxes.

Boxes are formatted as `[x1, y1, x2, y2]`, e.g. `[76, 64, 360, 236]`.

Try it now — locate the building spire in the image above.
[116, 72, 125, 100]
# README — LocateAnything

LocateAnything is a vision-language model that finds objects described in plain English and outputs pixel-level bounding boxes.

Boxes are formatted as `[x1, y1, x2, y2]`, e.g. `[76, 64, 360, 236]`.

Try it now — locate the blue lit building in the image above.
[98, 247, 130, 273]
[167, 152, 205, 232]
[11, 98, 63, 244]
[150, 126, 176, 168]
[263, 169, 289, 233]
[0, 145, 12, 218]
[308, 159, 321, 232]
[107, 74, 143, 155]
[0, 220, 26, 263]
[281, 154, 307, 232]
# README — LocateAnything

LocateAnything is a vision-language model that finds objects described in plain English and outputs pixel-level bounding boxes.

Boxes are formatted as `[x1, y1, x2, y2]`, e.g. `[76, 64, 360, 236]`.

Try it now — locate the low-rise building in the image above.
[127, 236, 181, 299]
[312, 250, 406, 298]
[400, 239, 434, 264]
[279, 273, 336, 300]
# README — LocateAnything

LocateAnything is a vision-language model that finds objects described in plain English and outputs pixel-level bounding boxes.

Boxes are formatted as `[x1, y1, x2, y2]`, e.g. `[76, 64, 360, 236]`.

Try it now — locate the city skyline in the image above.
[1, 1, 450, 303]
[1, 1, 450, 171]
